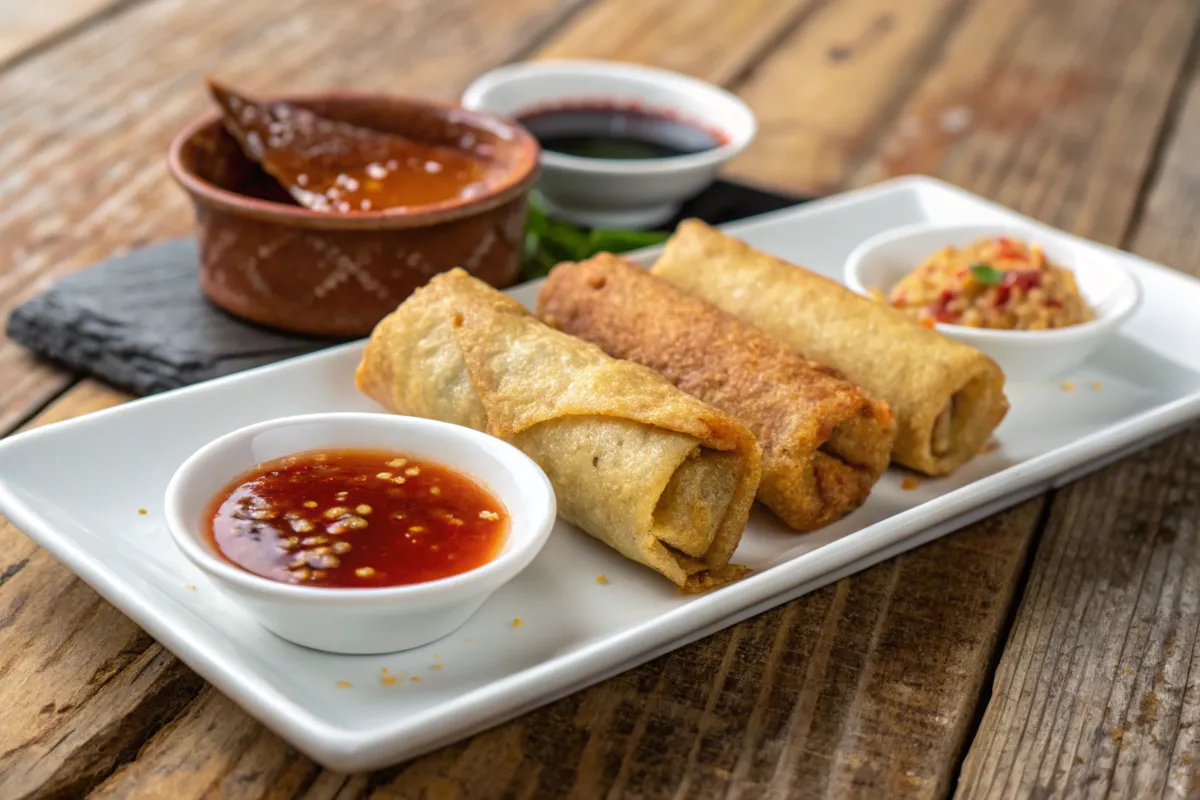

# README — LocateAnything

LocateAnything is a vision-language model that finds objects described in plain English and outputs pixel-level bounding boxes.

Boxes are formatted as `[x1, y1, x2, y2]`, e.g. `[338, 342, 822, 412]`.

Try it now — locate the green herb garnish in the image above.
[521, 193, 670, 281]
[970, 263, 1004, 285]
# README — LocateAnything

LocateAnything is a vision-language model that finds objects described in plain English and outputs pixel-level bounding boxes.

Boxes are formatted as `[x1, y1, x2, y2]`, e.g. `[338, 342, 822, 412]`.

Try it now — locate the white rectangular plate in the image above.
[2, 176, 1198, 772]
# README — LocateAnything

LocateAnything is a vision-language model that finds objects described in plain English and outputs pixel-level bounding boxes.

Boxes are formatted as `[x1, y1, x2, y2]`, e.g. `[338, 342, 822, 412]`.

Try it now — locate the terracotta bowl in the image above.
[168, 93, 540, 337]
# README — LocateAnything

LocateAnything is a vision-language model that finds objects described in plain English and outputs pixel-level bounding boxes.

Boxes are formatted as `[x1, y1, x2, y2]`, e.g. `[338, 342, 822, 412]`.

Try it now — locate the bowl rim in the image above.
[460, 58, 757, 176]
[167, 91, 542, 230]
[843, 220, 1143, 343]
[163, 412, 557, 605]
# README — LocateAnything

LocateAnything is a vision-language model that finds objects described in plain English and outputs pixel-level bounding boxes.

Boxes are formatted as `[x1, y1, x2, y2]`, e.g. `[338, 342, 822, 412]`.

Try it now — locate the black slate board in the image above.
[8, 180, 807, 397]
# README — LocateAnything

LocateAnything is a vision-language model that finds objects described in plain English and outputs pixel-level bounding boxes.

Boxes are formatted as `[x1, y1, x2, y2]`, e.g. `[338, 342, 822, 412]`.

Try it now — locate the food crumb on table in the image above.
[1061, 380, 1076, 392]
[901, 477, 921, 491]
[336, 680, 352, 688]
[381, 668, 398, 686]
[595, 574, 608, 585]
[512, 618, 524, 628]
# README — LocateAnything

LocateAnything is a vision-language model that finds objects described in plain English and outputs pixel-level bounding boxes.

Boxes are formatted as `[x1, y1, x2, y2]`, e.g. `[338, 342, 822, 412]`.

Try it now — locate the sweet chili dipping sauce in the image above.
[207, 449, 508, 588]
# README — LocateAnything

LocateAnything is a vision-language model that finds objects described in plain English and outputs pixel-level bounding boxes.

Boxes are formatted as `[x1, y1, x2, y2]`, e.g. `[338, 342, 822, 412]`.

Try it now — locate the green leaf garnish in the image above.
[970, 263, 1004, 285]
[519, 193, 670, 281]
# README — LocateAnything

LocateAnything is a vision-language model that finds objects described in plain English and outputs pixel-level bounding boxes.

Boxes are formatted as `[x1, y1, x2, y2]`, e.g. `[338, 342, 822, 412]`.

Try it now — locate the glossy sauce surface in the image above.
[207, 449, 508, 588]
[210, 81, 490, 211]
[516, 102, 726, 160]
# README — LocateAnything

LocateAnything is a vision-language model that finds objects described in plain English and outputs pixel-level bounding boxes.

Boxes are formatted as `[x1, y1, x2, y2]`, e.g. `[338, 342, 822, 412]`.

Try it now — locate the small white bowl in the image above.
[164, 413, 556, 654]
[844, 222, 1141, 382]
[461, 59, 756, 229]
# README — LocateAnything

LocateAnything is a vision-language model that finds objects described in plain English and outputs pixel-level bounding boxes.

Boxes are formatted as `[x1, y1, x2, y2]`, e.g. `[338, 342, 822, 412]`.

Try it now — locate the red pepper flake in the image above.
[901, 477, 921, 491]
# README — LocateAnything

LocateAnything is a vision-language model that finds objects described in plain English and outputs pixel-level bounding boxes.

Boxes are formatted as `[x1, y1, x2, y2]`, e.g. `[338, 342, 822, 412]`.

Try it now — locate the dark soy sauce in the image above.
[516, 103, 726, 160]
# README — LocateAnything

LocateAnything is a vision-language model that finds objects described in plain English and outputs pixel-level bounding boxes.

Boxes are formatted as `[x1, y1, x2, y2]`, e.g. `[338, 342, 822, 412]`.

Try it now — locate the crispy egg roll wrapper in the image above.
[537, 255, 896, 531]
[355, 268, 761, 590]
[651, 220, 1009, 476]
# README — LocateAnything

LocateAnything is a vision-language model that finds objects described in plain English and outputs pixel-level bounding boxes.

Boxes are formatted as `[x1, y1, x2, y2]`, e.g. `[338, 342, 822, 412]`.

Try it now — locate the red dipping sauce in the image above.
[207, 449, 509, 588]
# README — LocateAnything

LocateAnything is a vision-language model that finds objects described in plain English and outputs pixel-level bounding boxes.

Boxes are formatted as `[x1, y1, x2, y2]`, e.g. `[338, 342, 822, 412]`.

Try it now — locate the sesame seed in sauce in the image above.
[405, 466, 421, 476]
[356, 504, 373, 516]
[301, 536, 328, 547]
[324, 506, 350, 519]
[290, 519, 315, 533]
[355, 566, 375, 578]
[376, 472, 393, 480]
[480, 510, 500, 521]
[303, 501, 318, 508]
[332, 541, 352, 555]
[392, 476, 407, 484]
[409, 525, 425, 533]
[279, 537, 300, 550]
[308, 553, 340, 569]
[292, 567, 312, 581]
[430, 486, 441, 495]
[388, 458, 407, 468]
[342, 516, 368, 530]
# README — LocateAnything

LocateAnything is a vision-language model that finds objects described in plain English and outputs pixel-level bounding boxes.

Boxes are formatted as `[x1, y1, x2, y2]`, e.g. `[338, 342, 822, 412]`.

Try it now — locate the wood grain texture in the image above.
[955, 54, 1200, 800]
[724, 0, 974, 194]
[0, 0, 129, 65]
[0, 0, 588, 437]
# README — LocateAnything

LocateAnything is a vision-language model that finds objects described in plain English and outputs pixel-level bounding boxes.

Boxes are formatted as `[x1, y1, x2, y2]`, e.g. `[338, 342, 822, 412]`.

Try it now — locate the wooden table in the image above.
[1, 0, 1198, 796]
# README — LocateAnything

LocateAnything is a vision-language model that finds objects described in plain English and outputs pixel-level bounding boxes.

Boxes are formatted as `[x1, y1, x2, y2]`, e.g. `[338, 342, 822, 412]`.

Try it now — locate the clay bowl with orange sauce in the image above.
[168, 93, 540, 337]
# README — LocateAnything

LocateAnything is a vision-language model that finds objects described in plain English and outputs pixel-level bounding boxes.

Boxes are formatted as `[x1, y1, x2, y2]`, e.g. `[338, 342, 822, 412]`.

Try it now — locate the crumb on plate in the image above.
[381, 668, 398, 686]
[410, 676, 421, 683]
[512, 618, 524, 629]
[595, 575, 608, 585]
[1092, 381, 1103, 391]
[137, 508, 148, 516]
[432, 663, 444, 671]
[901, 477, 921, 491]
[336, 680, 352, 688]
[185, 584, 197, 591]
[1061, 380, 1076, 392]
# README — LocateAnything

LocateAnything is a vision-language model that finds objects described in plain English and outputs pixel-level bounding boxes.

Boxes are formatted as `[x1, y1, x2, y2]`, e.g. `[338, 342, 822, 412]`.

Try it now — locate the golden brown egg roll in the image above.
[651, 220, 1009, 476]
[355, 268, 761, 590]
[537, 254, 896, 531]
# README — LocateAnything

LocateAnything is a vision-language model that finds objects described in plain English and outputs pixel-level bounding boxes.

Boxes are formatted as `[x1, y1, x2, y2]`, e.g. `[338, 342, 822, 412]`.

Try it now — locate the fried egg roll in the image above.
[355, 268, 761, 590]
[651, 220, 1008, 476]
[537, 254, 896, 530]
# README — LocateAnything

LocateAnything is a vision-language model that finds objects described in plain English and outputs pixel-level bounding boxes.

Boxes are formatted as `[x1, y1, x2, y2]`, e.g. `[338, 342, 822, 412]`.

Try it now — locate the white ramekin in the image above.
[164, 412, 556, 654]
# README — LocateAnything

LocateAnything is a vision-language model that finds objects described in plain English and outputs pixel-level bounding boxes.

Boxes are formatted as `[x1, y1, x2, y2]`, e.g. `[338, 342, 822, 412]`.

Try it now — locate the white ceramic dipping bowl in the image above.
[844, 222, 1141, 382]
[461, 59, 756, 229]
[165, 413, 556, 654]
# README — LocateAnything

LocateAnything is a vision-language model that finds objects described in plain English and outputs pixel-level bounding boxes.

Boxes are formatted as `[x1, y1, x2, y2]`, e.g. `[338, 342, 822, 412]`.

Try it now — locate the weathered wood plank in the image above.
[853, 0, 1200, 247]
[0, 0, 127, 65]
[956, 51, 1200, 800]
[724, 0, 974, 194]
[0, 0, 589, 437]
